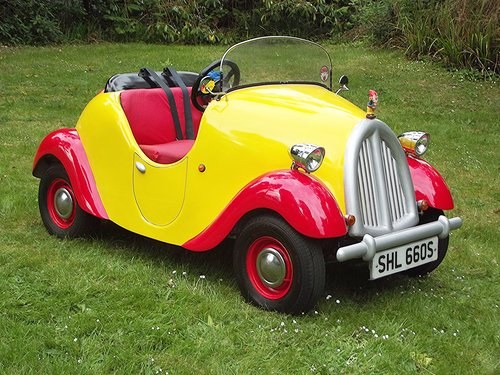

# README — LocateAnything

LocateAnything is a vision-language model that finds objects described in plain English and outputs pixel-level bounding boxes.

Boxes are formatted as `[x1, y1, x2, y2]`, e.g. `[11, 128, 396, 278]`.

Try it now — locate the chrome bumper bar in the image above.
[336, 215, 463, 262]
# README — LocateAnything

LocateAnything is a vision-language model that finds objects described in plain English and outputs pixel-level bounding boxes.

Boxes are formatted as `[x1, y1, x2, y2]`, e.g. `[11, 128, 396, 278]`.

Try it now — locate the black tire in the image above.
[404, 208, 449, 277]
[38, 164, 98, 238]
[233, 215, 325, 314]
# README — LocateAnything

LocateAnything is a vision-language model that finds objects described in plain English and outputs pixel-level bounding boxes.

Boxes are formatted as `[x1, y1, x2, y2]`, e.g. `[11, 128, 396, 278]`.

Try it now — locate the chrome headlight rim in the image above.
[290, 144, 325, 173]
[398, 131, 430, 157]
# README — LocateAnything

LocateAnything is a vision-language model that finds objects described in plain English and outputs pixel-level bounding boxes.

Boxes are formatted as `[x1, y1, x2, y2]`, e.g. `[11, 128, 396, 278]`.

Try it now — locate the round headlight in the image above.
[290, 144, 325, 173]
[398, 131, 430, 156]
[415, 133, 430, 156]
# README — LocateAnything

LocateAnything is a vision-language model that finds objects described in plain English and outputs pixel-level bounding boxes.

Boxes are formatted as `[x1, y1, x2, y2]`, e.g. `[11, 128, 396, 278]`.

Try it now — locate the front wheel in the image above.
[38, 164, 98, 238]
[233, 215, 325, 314]
[404, 208, 449, 277]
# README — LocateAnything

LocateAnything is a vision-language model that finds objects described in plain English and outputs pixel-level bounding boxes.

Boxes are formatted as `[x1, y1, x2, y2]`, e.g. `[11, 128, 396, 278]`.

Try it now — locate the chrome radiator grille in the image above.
[345, 119, 419, 237]
[358, 139, 407, 226]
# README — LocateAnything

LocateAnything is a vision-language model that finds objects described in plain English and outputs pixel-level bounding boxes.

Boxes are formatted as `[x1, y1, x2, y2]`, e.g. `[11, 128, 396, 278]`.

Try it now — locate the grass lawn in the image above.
[0, 42, 498, 374]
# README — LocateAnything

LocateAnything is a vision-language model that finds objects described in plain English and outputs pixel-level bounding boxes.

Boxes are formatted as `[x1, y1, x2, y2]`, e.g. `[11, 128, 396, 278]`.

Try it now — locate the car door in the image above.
[132, 153, 187, 226]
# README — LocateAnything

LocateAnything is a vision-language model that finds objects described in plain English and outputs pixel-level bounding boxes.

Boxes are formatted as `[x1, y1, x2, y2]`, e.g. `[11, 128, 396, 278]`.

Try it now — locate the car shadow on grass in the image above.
[92, 220, 417, 310]
[323, 261, 418, 307]
[95, 220, 235, 277]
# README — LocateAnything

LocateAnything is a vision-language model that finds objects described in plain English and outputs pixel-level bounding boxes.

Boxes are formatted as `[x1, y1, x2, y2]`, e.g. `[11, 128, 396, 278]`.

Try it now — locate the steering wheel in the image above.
[191, 59, 240, 112]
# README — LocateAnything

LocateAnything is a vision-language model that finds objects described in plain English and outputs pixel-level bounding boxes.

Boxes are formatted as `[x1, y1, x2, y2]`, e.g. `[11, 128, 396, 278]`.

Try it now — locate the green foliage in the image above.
[0, 0, 63, 44]
[144, 0, 230, 44]
[1, 0, 497, 75]
[354, 0, 499, 76]
[0, 0, 357, 45]
[351, 0, 400, 44]
[252, 0, 355, 38]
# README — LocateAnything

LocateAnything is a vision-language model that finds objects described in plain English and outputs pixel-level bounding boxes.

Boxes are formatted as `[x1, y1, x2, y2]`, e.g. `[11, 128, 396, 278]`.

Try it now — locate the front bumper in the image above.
[336, 215, 463, 262]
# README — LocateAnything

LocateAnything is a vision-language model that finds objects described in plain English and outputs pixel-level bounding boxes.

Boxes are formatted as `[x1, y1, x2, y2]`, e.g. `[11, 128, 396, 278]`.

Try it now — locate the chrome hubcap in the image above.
[256, 248, 286, 288]
[53, 187, 73, 219]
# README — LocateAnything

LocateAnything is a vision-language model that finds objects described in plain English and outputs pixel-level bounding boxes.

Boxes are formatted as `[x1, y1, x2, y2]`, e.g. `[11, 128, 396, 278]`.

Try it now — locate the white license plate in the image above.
[370, 236, 438, 280]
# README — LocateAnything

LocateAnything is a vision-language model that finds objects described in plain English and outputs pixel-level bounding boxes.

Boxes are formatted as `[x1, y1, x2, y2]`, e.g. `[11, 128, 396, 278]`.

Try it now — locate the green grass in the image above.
[0, 42, 499, 374]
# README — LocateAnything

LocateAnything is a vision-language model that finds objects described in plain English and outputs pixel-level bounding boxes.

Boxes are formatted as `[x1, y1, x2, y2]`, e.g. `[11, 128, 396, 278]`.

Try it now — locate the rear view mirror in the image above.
[336, 75, 349, 95]
[339, 75, 349, 86]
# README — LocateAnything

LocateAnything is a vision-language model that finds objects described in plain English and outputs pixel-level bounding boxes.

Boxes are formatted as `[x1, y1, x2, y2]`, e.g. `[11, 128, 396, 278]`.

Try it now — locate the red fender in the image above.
[183, 170, 347, 251]
[32, 128, 108, 219]
[407, 155, 454, 210]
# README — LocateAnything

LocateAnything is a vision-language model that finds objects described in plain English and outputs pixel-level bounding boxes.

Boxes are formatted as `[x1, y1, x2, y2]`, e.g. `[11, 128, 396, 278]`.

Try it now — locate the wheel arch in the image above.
[33, 128, 108, 220]
[183, 170, 347, 251]
[407, 155, 454, 211]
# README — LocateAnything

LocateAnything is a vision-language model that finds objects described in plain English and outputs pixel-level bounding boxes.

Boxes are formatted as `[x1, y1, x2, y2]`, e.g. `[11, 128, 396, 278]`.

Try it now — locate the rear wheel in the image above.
[405, 208, 449, 277]
[234, 215, 325, 314]
[38, 164, 98, 238]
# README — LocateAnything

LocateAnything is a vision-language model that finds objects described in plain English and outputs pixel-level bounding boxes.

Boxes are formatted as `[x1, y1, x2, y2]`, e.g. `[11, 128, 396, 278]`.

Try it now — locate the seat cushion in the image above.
[140, 140, 195, 164]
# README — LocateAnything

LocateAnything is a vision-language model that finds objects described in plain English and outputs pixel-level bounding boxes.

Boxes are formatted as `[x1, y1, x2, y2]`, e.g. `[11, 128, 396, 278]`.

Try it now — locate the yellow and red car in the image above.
[33, 36, 462, 314]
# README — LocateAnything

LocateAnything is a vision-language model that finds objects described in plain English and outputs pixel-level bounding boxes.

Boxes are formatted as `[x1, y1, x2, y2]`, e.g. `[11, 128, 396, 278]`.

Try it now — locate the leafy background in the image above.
[0, 0, 498, 75]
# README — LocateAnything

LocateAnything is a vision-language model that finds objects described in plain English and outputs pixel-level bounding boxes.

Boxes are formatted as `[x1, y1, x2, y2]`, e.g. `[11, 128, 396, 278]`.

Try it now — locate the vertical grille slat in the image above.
[358, 139, 379, 227]
[383, 142, 403, 221]
[367, 142, 377, 226]
[357, 160, 370, 226]
[381, 144, 395, 220]
[389, 157, 401, 219]
[358, 145, 369, 225]
[394, 156, 405, 218]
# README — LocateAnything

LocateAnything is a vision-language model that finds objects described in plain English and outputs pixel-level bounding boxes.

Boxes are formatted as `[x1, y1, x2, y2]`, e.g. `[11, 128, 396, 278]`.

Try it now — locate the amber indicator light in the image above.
[417, 200, 429, 211]
[345, 215, 356, 226]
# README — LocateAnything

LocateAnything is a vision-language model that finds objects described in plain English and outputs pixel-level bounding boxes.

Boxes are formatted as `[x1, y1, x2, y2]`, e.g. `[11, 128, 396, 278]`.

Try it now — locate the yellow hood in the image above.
[204, 84, 367, 211]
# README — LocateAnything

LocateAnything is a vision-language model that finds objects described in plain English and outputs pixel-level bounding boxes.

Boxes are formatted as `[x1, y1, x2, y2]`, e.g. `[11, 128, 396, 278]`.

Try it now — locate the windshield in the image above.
[220, 36, 332, 92]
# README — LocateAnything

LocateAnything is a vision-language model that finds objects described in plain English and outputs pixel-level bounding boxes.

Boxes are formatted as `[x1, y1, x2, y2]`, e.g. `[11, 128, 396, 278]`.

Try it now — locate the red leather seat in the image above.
[120, 87, 202, 163]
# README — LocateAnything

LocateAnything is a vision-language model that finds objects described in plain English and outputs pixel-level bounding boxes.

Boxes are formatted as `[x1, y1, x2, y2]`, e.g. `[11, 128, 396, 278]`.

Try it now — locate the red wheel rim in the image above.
[246, 236, 293, 300]
[46, 178, 76, 229]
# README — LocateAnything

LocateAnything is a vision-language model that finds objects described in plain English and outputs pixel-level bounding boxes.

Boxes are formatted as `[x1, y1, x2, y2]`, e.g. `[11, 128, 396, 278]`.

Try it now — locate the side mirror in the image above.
[336, 75, 349, 95]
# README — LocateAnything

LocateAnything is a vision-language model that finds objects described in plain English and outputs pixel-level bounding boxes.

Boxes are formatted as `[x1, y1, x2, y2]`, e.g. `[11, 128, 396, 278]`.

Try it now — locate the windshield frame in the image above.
[219, 36, 333, 92]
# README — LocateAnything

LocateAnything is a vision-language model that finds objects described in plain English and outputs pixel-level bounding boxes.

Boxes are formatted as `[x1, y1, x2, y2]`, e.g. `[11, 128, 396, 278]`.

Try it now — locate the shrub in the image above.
[0, 0, 357, 45]
[354, 0, 499, 75]
[251, 0, 355, 38]
[1, 0, 497, 76]
[0, 0, 64, 44]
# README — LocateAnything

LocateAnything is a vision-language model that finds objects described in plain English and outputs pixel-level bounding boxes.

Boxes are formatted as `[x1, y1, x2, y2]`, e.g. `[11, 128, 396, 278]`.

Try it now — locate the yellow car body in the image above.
[76, 84, 363, 247]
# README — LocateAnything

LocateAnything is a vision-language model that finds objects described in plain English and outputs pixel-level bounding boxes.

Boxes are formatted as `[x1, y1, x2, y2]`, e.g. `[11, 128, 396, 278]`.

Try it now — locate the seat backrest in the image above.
[120, 87, 202, 145]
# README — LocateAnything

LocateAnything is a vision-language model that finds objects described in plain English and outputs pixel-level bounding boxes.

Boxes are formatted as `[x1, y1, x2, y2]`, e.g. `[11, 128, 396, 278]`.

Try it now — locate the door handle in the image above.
[135, 161, 146, 173]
